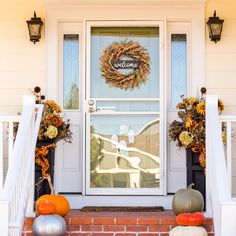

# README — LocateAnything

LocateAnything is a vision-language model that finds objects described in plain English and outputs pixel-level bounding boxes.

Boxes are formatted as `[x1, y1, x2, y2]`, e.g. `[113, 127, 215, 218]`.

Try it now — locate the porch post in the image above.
[205, 95, 218, 217]
[0, 201, 10, 235]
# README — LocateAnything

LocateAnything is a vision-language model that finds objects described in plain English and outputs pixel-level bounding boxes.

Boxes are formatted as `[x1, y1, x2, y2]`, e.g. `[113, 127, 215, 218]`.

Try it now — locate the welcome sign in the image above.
[112, 59, 140, 70]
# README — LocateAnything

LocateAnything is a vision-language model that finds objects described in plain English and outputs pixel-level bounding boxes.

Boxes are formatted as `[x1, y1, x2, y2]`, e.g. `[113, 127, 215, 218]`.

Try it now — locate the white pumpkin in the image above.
[169, 226, 208, 236]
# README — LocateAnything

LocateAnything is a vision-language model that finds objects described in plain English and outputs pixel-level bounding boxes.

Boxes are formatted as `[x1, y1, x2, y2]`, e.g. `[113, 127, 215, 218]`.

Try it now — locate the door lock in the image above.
[88, 99, 96, 113]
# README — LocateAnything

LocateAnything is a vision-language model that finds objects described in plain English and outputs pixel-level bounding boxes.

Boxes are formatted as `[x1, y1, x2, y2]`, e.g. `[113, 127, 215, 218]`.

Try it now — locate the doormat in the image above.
[80, 206, 164, 212]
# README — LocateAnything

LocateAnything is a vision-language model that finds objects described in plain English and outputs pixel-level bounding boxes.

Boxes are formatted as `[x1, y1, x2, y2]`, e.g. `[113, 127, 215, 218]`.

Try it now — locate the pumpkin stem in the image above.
[188, 183, 195, 189]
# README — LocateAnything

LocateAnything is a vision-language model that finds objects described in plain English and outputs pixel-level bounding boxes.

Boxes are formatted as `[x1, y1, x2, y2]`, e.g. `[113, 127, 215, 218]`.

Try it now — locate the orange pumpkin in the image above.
[36, 200, 56, 215]
[176, 212, 205, 226]
[36, 194, 70, 217]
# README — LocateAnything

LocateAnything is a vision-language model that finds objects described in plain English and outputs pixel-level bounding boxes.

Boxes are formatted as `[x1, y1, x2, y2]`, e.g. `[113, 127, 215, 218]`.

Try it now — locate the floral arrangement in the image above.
[37, 99, 72, 142]
[33, 86, 72, 197]
[32, 86, 72, 143]
[169, 88, 225, 170]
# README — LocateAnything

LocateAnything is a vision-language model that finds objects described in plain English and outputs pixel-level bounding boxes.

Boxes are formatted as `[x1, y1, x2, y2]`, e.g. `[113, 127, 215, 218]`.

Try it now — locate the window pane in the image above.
[63, 34, 80, 110]
[90, 115, 160, 188]
[91, 27, 160, 99]
[171, 34, 187, 109]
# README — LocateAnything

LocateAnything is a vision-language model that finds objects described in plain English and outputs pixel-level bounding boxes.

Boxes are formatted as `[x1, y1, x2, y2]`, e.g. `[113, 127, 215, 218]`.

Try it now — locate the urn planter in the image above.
[186, 149, 206, 209]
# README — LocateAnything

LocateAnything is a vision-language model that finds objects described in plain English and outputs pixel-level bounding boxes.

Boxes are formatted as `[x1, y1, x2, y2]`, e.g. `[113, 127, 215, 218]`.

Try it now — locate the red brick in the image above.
[70, 234, 92, 236]
[24, 217, 34, 225]
[81, 225, 103, 231]
[149, 225, 170, 232]
[94, 217, 114, 225]
[92, 234, 113, 236]
[205, 218, 214, 225]
[116, 234, 136, 236]
[203, 224, 213, 232]
[126, 225, 147, 232]
[67, 224, 81, 231]
[116, 217, 137, 225]
[138, 234, 158, 236]
[208, 234, 215, 236]
[103, 225, 125, 231]
[138, 218, 160, 225]
[23, 224, 32, 231]
[71, 217, 93, 225]
[159, 234, 169, 236]
[160, 218, 176, 225]
[24, 233, 32, 236]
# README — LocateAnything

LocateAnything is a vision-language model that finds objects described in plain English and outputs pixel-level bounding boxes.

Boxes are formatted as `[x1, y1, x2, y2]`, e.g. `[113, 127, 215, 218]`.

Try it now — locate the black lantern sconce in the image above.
[26, 12, 44, 44]
[207, 11, 224, 43]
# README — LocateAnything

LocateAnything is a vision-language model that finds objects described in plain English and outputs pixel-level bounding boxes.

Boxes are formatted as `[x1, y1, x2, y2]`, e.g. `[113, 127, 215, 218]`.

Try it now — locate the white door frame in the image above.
[45, 2, 206, 209]
[85, 20, 166, 195]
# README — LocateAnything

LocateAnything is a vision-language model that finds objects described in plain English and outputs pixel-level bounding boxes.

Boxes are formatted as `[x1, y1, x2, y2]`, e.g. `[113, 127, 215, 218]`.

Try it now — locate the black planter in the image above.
[186, 149, 206, 209]
[34, 140, 55, 201]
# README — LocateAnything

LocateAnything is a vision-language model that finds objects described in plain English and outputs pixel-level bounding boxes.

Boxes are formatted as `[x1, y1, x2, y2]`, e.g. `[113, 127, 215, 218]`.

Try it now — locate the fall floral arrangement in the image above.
[169, 88, 225, 170]
[37, 99, 72, 142]
[33, 86, 72, 198]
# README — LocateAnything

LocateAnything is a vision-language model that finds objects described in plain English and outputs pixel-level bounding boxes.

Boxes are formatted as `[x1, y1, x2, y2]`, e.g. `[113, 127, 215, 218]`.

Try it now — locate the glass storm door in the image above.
[86, 21, 165, 195]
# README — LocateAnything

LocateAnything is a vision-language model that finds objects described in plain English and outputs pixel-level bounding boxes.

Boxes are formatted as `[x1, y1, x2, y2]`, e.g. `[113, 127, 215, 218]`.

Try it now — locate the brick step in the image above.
[22, 210, 214, 236]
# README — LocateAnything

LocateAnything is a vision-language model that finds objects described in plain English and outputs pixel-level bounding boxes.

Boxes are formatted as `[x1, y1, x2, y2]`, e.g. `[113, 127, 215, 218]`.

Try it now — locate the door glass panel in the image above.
[171, 34, 187, 109]
[91, 27, 160, 98]
[90, 115, 160, 188]
[63, 34, 80, 110]
[96, 101, 159, 112]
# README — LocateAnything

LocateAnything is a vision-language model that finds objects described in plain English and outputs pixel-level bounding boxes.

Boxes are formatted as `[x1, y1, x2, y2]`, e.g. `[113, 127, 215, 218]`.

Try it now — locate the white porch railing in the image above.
[206, 95, 236, 236]
[0, 116, 21, 193]
[0, 96, 43, 236]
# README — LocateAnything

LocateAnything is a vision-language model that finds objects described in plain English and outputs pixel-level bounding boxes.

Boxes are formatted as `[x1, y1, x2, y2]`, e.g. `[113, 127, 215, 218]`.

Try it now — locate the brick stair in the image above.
[22, 210, 214, 236]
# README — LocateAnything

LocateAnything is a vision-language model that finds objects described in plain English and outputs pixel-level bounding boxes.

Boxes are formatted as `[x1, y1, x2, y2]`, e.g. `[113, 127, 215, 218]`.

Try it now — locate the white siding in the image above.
[206, 0, 236, 114]
[0, 0, 45, 115]
[206, 0, 236, 196]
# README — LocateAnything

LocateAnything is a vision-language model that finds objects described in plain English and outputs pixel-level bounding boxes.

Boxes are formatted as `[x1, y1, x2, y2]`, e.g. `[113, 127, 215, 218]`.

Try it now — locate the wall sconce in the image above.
[207, 11, 224, 43]
[26, 12, 44, 44]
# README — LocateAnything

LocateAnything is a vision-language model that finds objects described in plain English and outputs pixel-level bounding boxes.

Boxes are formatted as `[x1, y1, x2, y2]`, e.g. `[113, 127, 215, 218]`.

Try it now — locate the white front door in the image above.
[85, 21, 166, 195]
[56, 22, 84, 193]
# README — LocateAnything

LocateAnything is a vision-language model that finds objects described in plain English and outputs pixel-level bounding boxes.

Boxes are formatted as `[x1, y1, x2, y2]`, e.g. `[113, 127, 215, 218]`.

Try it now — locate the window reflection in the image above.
[63, 34, 80, 110]
[90, 115, 160, 188]
[171, 34, 187, 109]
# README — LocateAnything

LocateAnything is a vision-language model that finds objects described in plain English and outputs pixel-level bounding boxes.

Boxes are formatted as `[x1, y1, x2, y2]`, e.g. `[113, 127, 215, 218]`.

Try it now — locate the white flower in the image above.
[44, 125, 58, 139]
[179, 131, 193, 147]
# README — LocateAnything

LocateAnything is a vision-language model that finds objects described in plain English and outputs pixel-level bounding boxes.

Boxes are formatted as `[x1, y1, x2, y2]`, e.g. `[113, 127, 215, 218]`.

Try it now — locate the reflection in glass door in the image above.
[86, 21, 165, 195]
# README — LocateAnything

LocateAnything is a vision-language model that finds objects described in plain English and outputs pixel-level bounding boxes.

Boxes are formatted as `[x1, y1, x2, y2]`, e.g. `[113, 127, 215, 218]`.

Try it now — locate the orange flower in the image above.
[48, 114, 63, 127]
[46, 100, 62, 113]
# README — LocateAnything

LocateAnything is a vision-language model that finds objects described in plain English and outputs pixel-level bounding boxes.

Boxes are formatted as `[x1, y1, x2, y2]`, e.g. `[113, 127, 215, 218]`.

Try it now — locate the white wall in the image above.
[0, 0, 45, 115]
[206, 0, 236, 196]
[206, 0, 236, 115]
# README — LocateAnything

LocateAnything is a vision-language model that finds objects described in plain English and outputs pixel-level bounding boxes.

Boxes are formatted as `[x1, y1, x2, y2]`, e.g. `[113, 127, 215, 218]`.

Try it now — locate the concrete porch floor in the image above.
[22, 210, 214, 236]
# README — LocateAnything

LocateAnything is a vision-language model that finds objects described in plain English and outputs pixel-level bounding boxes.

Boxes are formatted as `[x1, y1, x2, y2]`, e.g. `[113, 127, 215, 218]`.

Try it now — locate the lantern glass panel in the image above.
[29, 24, 41, 37]
[210, 23, 222, 36]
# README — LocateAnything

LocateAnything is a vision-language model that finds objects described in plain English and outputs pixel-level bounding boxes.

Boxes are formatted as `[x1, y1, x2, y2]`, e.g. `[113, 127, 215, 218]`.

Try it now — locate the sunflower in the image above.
[46, 100, 62, 113]
[48, 114, 63, 127]
[218, 99, 224, 114]
[196, 101, 205, 115]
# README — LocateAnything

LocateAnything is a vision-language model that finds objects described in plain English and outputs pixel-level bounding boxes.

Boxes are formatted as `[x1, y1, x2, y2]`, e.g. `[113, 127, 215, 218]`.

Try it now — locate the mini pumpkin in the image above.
[169, 226, 207, 236]
[176, 212, 205, 226]
[36, 194, 70, 217]
[172, 184, 204, 215]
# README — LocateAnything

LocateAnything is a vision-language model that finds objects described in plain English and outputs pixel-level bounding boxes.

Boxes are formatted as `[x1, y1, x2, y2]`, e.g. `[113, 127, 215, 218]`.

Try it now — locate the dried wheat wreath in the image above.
[100, 40, 151, 90]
